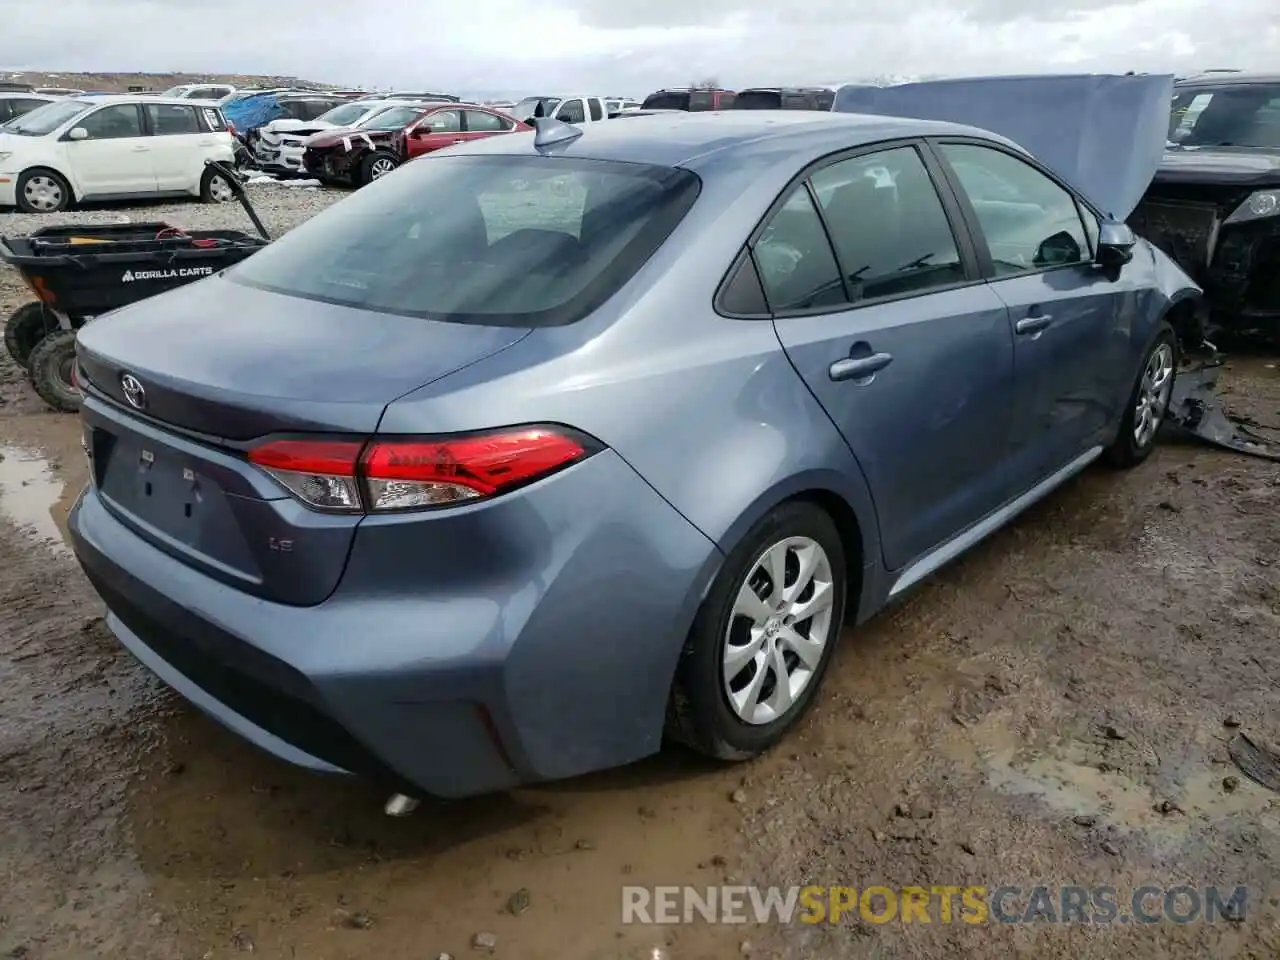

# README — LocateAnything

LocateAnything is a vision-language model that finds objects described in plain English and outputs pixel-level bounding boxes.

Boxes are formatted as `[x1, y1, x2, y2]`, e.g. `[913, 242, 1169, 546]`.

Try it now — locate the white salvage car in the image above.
[0, 94, 237, 213]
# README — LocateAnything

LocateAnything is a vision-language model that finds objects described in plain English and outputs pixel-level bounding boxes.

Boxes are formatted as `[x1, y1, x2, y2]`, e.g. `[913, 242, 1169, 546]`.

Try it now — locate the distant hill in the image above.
[1, 70, 342, 93]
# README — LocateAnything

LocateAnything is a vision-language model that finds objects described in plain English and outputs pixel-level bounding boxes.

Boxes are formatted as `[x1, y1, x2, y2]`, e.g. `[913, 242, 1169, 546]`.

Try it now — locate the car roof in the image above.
[0, 91, 56, 99]
[1175, 72, 1280, 86]
[77, 93, 210, 107]
[459, 111, 1013, 171]
[739, 86, 833, 94]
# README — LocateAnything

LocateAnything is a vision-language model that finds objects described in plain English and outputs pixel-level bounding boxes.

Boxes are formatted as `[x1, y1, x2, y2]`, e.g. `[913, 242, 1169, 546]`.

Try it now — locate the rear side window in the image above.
[810, 146, 966, 301]
[734, 91, 781, 110]
[464, 110, 510, 132]
[198, 106, 225, 132]
[642, 92, 689, 110]
[146, 103, 199, 135]
[753, 186, 845, 312]
[229, 154, 701, 327]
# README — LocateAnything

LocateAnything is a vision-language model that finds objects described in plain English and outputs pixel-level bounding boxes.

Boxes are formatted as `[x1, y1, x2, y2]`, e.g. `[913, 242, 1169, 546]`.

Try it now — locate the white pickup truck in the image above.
[509, 95, 609, 125]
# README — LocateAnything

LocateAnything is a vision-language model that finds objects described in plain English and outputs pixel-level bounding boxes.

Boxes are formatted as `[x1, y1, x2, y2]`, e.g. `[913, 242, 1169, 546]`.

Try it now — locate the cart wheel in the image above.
[359, 151, 398, 186]
[4, 302, 53, 369]
[201, 167, 236, 204]
[28, 330, 81, 414]
[16, 168, 72, 213]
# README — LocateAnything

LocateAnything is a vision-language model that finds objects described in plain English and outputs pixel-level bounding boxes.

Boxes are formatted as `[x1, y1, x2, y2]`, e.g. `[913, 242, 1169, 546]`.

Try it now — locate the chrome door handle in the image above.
[829, 352, 893, 382]
[1015, 314, 1053, 335]
[131, 145, 150, 152]
[452, 138, 465, 143]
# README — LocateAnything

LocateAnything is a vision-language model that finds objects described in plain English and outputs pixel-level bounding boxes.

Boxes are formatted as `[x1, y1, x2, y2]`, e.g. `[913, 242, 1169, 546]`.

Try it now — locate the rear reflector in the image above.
[247, 426, 597, 513]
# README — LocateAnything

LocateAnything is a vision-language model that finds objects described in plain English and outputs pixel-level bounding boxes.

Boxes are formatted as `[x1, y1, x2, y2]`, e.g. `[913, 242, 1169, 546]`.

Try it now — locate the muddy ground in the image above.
[1, 198, 1279, 959]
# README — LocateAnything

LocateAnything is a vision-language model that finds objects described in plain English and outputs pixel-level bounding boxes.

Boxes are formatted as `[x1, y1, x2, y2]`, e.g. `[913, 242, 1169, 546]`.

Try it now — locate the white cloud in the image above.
[0, 0, 1275, 94]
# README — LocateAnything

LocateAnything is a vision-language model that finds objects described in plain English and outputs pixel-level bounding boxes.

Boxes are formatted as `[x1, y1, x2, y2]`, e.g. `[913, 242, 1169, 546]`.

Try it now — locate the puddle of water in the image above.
[947, 716, 1280, 844]
[0, 445, 69, 555]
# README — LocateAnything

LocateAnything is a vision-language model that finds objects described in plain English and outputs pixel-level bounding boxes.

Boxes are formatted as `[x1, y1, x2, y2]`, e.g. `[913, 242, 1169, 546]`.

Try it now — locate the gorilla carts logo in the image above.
[121, 266, 215, 283]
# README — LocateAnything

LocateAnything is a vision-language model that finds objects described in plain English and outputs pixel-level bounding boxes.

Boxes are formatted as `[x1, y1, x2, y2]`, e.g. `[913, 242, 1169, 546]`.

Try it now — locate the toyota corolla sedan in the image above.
[68, 74, 1199, 802]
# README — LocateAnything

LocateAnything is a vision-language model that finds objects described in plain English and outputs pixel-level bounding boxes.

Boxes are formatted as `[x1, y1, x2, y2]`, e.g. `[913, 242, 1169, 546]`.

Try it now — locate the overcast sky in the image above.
[1, 0, 1276, 94]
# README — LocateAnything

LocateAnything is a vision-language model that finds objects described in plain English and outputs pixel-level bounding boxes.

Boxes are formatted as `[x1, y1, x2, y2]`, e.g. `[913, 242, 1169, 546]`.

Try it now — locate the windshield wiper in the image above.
[897, 253, 933, 271]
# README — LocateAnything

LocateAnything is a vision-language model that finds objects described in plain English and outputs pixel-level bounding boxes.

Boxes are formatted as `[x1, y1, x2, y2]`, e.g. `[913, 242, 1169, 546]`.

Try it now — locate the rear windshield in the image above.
[316, 101, 372, 126]
[643, 92, 690, 110]
[734, 91, 783, 110]
[229, 154, 701, 326]
[1169, 83, 1280, 149]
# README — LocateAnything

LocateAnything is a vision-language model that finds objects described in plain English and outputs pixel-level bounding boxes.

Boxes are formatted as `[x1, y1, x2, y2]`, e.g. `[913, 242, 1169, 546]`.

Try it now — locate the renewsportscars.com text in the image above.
[622, 884, 1248, 925]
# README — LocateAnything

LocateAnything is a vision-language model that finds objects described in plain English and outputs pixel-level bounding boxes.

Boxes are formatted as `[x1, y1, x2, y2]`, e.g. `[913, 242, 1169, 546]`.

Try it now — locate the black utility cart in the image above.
[0, 161, 270, 413]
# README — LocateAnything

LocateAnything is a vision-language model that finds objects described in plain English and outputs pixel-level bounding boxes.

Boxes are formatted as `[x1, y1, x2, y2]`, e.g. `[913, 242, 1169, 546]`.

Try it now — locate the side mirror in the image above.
[1096, 221, 1136, 266]
[1034, 230, 1082, 267]
[67, 127, 89, 141]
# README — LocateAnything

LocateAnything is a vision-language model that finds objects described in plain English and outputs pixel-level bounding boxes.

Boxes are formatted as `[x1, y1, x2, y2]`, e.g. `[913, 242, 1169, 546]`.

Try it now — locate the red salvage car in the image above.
[302, 102, 530, 187]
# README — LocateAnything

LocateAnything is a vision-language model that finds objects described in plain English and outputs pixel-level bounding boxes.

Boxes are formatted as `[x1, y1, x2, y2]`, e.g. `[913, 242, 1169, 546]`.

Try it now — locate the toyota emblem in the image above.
[120, 373, 147, 409]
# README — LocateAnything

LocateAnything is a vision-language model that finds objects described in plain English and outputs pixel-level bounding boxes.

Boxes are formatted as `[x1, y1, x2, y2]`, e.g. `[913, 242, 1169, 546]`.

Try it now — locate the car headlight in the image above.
[1223, 189, 1280, 225]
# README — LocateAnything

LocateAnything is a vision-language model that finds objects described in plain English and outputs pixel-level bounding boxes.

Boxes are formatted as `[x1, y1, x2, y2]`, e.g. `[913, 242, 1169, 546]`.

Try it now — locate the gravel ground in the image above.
[0, 180, 343, 242]
[0, 188, 1279, 960]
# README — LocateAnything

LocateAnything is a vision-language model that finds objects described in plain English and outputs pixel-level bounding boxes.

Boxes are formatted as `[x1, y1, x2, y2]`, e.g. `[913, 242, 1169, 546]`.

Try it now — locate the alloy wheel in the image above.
[1133, 342, 1175, 448]
[723, 536, 836, 725]
[370, 158, 395, 179]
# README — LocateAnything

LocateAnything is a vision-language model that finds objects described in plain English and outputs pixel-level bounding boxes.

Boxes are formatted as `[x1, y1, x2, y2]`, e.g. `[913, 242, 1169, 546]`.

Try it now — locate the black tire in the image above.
[200, 166, 235, 204]
[28, 330, 80, 414]
[4, 302, 53, 369]
[358, 151, 398, 187]
[666, 500, 848, 760]
[1103, 324, 1178, 468]
[15, 168, 72, 213]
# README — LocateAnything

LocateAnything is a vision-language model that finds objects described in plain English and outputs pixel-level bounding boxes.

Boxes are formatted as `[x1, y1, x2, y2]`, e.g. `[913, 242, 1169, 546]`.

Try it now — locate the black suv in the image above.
[640, 88, 736, 111]
[1130, 72, 1280, 339]
[731, 87, 834, 111]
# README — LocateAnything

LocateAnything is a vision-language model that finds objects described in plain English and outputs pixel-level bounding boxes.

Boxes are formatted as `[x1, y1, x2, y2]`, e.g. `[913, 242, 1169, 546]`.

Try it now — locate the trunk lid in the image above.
[76, 275, 530, 606]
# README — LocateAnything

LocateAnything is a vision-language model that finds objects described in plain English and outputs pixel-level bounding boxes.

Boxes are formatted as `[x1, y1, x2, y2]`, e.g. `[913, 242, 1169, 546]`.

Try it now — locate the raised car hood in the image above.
[832, 73, 1175, 221]
[306, 125, 387, 147]
[1156, 146, 1280, 187]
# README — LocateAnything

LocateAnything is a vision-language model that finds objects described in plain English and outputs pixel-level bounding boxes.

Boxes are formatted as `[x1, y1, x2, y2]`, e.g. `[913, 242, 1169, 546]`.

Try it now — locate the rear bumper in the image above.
[69, 449, 721, 798]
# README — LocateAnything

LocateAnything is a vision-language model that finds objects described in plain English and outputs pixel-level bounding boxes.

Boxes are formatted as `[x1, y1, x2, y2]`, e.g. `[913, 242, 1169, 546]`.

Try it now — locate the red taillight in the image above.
[247, 427, 594, 513]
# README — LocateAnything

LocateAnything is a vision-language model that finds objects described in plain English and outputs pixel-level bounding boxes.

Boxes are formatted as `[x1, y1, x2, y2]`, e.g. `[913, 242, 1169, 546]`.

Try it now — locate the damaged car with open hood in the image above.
[70, 75, 1226, 810]
[1129, 72, 1280, 342]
